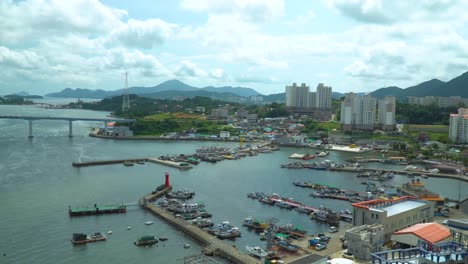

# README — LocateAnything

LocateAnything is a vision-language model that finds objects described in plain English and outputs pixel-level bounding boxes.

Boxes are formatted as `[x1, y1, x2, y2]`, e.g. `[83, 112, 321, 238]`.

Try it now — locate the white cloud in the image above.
[180, 0, 284, 23]
[109, 18, 177, 49]
[175, 60, 207, 77]
[0, 0, 126, 45]
[0, 47, 44, 69]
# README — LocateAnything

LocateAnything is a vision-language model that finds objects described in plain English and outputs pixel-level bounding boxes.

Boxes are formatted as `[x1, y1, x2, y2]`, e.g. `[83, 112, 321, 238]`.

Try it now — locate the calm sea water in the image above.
[0, 104, 466, 264]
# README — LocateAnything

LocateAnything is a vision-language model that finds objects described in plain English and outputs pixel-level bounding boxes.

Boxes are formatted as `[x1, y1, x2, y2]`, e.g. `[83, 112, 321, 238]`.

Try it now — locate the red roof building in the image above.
[391, 222, 450, 246]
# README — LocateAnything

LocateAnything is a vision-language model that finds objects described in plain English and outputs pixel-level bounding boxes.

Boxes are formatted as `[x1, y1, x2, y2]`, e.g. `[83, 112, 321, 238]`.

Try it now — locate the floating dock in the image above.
[68, 204, 126, 216]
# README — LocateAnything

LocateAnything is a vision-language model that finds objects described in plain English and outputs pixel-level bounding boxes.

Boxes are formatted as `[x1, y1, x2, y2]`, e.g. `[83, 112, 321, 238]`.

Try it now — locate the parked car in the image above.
[442, 219, 449, 225]
[315, 243, 327, 251]
[329, 226, 338, 233]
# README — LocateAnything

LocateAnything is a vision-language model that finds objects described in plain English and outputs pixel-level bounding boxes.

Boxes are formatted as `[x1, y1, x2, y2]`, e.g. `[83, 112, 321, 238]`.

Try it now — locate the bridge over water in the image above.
[0, 115, 135, 137]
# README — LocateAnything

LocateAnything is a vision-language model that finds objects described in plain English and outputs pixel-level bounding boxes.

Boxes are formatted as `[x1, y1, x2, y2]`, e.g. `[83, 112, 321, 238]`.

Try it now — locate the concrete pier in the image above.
[147, 158, 193, 170]
[144, 203, 259, 264]
[72, 158, 147, 167]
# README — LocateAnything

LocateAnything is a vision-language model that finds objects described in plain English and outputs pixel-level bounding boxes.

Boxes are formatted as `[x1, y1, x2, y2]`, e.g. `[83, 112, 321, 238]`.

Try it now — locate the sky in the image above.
[0, 0, 467, 96]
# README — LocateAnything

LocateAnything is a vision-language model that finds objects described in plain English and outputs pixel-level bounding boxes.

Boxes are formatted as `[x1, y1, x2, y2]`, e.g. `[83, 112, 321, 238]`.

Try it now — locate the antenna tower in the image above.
[265, 217, 279, 251]
[122, 72, 130, 112]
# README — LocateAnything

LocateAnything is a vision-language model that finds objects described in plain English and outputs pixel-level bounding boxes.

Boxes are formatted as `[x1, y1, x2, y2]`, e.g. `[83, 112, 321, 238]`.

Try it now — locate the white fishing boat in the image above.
[246, 246, 271, 258]
[289, 153, 304, 159]
[144, 221, 154, 225]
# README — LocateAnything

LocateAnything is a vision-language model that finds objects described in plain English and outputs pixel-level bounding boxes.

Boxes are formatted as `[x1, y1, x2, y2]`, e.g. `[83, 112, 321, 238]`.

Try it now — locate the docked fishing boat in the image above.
[277, 240, 299, 252]
[166, 189, 195, 200]
[213, 227, 241, 239]
[177, 210, 212, 220]
[206, 221, 234, 234]
[242, 217, 267, 231]
[293, 182, 310, 188]
[278, 222, 307, 236]
[289, 153, 305, 159]
[168, 202, 205, 214]
[259, 197, 275, 205]
[318, 151, 329, 157]
[295, 206, 313, 214]
[246, 246, 272, 258]
[71, 232, 106, 245]
[134, 235, 158, 246]
[302, 154, 315, 160]
[310, 207, 340, 226]
[123, 160, 134, 166]
[275, 200, 293, 209]
[191, 217, 214, 228]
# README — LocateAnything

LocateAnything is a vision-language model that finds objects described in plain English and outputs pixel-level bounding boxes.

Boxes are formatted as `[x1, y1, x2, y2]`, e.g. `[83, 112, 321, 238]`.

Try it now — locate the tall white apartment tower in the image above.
[340, 93, 376, 131]
[449, 108, 468, 144]
[340, 92, 355, 131]
[378, 96, 396, 131]
[316, 83, 332, 109]
[285, 83, 310, 108]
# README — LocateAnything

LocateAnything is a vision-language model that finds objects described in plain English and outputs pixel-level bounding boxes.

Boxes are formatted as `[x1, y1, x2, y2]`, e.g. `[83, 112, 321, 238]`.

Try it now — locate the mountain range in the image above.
[45, 70, 468, 102]
[46, 80, 261, 99]
[370, 71, 468, 101]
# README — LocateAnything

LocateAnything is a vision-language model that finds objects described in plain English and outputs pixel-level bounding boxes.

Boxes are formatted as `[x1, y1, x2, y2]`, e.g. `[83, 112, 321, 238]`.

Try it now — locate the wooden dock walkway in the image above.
[142, 190, 259, 264]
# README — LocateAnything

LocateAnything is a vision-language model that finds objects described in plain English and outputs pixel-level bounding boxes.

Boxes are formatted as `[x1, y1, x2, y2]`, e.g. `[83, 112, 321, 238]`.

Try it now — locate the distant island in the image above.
[0, 93, 43, 105]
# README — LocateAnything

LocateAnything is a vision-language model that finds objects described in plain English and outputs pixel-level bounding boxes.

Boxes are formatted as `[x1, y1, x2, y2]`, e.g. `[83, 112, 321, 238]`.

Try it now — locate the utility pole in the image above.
[122, 72, 130, 112]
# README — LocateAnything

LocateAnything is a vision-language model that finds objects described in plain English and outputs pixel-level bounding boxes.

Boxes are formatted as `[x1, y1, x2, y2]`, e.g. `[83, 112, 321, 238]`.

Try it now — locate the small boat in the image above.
[123, 161, 134, 166]
[318, 151, 329, 157]
[159, 237, 168, 241]
[289, 153, 305, 159]
[71, 232, 106, 245]
[144, 221, 154, 225]
[242, 217, 266, 230]
[134, 235, 158, 246]
[276, 201, 293, 209]
[246, 246, 271, 258]
[213, 227, 241, 239]
[127, 227, 131, 230]
[108, 231, 113, 234]
[277, 240, 299, 252]
[136, 160, 145, 164]
[183, 243, 191, 249]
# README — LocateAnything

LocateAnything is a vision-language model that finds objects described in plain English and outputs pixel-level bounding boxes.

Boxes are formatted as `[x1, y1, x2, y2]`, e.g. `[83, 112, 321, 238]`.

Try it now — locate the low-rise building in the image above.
[345, 224, 385, 260]
[352, 196, 434, 240]
[247, 114, 258, 123]
[391, 222, 450, 247]
[219, 131, 230, 139]
[112, 126, 134, 136]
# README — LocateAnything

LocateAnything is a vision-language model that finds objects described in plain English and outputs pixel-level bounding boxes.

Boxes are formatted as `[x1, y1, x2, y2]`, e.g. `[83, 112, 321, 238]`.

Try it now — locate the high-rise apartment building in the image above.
[340, 93, 377, 131]
[316, 83, 332, 109]
[378, 96, 396, 131]
[449, 107, 468, 144]
[285, 82, 333, 120]
[285, 83, 310, 108]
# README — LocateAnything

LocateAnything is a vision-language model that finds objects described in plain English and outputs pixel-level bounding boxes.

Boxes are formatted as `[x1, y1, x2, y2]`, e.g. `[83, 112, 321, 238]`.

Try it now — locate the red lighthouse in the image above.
[164, 172, 170, 188]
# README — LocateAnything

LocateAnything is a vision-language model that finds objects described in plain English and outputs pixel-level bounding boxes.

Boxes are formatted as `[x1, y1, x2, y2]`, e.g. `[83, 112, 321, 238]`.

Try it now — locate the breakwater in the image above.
[142, 191, 259, 264]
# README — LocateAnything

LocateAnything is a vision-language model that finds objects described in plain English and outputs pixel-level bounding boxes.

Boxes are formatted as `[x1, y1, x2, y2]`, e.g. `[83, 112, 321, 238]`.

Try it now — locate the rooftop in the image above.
[377, 200, 427, 216]
[393, 223, 450, 244]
